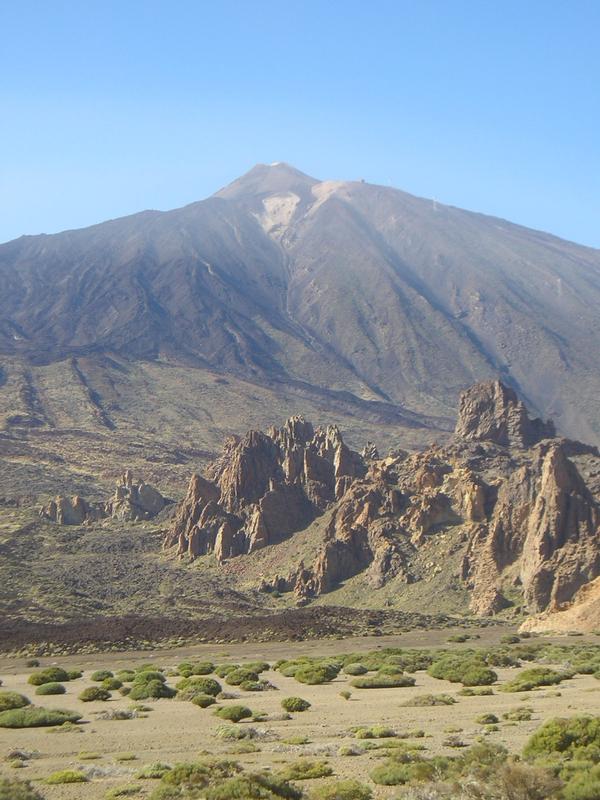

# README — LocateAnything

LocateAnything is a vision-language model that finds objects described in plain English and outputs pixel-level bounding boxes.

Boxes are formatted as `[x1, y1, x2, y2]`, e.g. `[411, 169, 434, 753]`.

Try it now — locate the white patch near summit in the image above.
[255, 192, 300, 238]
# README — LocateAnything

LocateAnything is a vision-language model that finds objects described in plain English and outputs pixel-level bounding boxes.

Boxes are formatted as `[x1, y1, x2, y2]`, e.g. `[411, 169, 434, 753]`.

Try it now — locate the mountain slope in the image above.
[2, 162, 600, 446]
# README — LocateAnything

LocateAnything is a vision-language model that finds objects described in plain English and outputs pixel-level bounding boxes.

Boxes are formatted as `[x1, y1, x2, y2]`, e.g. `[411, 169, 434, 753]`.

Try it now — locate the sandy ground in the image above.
[1, 628, 600, 799]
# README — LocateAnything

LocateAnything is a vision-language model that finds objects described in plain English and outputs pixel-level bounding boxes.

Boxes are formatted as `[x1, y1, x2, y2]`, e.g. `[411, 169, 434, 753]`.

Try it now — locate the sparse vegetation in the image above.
[27, 667, 70, 686]
[350, 674, 415, 689]
[79, 685, 111, 702]
[0, 691, 30, 711]
[281, 697, 311, 712]
[44, 769, 88, 784]
[0, 778, 44, 800]
[0, 707, 81, 728]
[214, 704, 253, 722]
[277, 759, 333, 781]
[35, 682, 65, 695]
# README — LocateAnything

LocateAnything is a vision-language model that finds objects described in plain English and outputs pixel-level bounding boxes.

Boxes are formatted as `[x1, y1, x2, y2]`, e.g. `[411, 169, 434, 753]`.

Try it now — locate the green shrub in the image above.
[102, 677, 123, 690]
[25, 660, 40, 668]
[214, 705, 252, 723]
[563, 764, 600, 800]
[177, 661, 214, 677]
[176, 676, 222, 696]
[355, 725, 396, 739]
[458, 686, 493, 696]
[136, 762, 171, 779]
[67, 669, 83, 680]
[28, 667, 69, 685]
[240, 680, 267, 692]
[428, 655, 496, 686]
[524, 716, 600, 760]
[402, 694, 456, 706]
[106, 786, 142, 798]
[44, 769, 88, 784]
[294, 666, 330, 684]
[79, 686, 111, 702]
[277, 760, 333, 781]
[116, 669, 136, 682]
[502, 667, 568, 692]
[281, 697, 311, 712]
[0, 691, 30, 711]
[35, 682, 65, 696]
[503, 707, 533, 721]
[225, 667, 260, 686]
[340, 690, 352, 700]
[205, 773, 302, 799]
[350, 674, 415, 689]
[215, 664, 239, 678]
[129, 680, 176, 700]
[0, 707, 81, 728]
[91, 669, 114, 681]
[0, 778, 44, 800]
[476, 713, 499, 725]
[501, 634, 521, 644]
[191, 694, 216, 708]
[308, 779, 372, 800]
[344, 663, 368, 675]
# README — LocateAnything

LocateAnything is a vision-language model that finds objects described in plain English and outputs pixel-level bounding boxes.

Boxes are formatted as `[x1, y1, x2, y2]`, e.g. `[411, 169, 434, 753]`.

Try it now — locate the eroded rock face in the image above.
[163, 416, 365, 560]
[40, 470, 167, 525]
[455, 380, 556, 447]
[165, 382, 600, 619]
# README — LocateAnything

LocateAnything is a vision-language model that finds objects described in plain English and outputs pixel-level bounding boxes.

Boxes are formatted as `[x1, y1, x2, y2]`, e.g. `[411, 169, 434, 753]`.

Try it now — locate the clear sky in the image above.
[1, 0, 599, 247]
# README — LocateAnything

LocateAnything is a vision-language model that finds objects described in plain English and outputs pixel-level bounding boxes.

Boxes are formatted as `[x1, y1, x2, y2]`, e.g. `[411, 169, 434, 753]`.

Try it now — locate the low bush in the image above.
[79, 686, 111, 702]
[102, 678, 123, 690]
[355, 725, 396, 739]
[191, 694, 216, 709]
[501, 634, 521, 644]
[215, 664, 239, 678]
[136, 762, 172, 779]
[428, 654, 497, 686]
[0, 778, 44, 799]
[340, 690, 352, 700]
[214, 705, 252, 722]
[215, 725, 258, 740]
[91, 670, 114, 681]
[294, 665, 338, 685]
[35, 682, 65, 696]
[0, 707, 81, 728]
[476, 713, 499, 725]
[344, 663, 368, 675]
[44, 770, 87, 784]
[205, 773, 302, 799]
[0, 691, 30, 712]
[27, 667, 69, 686]
[25, 660, 40, 668]
[277, 760, 333, 781]
[176, 676, 222, 696]
[350, 674, 415, 689]
[105, 786, 141, 798]
[524, 715, 600, 760]
[281, 697, 311, 712]
[501, 667, 568, 692]
[129, 680, 176, 700]
[177, 661, 214, 677]
[308, 779, 372, 800]
[67, 669, 83, 680]
[225, 667, 260, 686]
[116, 670, 136, 682]
[503, 706, 534, 721]
[402, 694, 456, 706]
[458, 686, 493, 696]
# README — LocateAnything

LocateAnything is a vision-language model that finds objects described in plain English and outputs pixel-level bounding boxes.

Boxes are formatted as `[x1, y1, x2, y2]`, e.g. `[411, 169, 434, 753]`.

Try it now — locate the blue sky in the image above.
[1, 0, 599, 247]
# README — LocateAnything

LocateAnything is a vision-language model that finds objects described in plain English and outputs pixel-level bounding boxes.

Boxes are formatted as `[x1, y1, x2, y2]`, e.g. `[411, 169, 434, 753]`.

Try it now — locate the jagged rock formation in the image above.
[163, 417, 365, 560]
[165, 381, 600, 619]
[40, 471, 167, 525]
[454, 381, 556, 447]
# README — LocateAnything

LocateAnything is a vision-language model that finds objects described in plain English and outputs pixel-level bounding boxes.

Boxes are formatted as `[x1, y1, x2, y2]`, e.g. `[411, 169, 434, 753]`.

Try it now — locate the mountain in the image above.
[2, 162, 600, 501]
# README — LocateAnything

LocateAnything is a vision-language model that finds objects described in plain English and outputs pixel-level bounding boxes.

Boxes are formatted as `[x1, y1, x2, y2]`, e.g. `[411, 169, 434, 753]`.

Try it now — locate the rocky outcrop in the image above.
[455, 380, 556, 447]
[165, 382, 600, 621]
[164, 416, 365, 561]
[40, 471, 167, 525]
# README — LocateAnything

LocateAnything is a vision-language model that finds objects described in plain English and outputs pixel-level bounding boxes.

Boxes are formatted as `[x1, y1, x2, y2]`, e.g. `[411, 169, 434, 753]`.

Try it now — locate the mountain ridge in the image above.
[2, 162, 600, 449]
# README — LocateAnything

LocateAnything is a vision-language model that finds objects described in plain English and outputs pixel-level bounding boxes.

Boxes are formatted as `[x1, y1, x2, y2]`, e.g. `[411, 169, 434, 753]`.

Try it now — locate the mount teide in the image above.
[2, 161, 600, 458]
